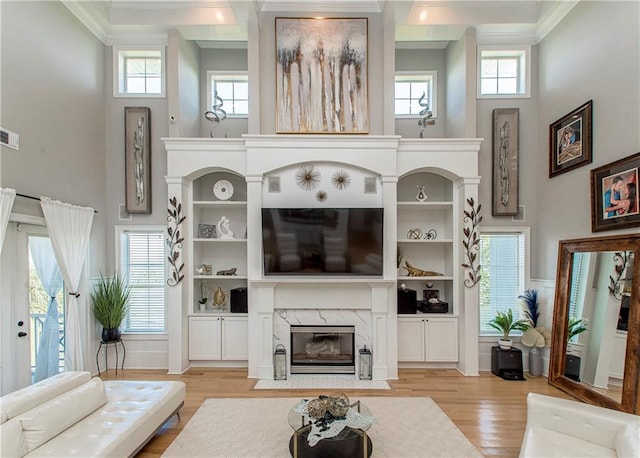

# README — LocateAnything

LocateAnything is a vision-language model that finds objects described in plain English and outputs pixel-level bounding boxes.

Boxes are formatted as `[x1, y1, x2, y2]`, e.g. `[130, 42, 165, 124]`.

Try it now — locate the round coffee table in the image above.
[287, 400, 373, 458]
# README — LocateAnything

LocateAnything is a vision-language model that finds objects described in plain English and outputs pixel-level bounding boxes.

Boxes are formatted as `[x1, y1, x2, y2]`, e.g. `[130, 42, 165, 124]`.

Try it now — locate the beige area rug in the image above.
[162, 397, 483, 457]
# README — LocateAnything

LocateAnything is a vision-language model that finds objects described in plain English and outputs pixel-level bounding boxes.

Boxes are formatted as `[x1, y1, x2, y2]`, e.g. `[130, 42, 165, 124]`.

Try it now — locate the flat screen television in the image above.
[262, 208, 383, 276]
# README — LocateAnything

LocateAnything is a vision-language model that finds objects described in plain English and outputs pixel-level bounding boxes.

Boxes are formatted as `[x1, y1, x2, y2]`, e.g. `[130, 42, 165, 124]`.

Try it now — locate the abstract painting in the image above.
[276, 18, 368, 134]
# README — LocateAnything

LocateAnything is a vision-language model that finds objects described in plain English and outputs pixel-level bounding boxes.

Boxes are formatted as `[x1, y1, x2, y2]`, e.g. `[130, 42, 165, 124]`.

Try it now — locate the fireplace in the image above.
[290, 325, 355, 374]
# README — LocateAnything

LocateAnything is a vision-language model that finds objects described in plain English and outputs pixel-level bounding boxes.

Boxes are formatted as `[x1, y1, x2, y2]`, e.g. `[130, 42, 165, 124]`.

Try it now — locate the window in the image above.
[479, 229, 529, 335]
[114, 46, 165, 97]
[207, 72, 248, 116]
[477, 45, 531, 98]
[118, 228, 165, 332]
[394, 72, 437, 117]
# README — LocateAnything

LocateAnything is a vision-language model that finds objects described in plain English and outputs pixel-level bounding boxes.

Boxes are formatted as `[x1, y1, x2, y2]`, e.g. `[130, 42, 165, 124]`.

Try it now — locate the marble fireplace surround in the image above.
[251, 280, 395, 380]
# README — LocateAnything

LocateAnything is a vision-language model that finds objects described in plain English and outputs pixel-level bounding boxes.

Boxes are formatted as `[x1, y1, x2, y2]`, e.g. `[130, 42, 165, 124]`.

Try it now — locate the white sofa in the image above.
[0, 371, 185, 457]
[520, 393, 640, 458]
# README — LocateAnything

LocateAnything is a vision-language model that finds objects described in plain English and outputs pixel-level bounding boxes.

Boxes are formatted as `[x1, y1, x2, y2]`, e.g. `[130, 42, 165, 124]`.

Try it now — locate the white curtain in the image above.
[31, 237, 64, 382]
[0, 187, 16, 254]
[40, 197, 94, 372]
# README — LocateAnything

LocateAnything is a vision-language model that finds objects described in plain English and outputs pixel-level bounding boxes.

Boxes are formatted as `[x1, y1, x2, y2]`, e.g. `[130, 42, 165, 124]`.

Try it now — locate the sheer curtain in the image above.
[31, 237, 64, 382]
[40, 197, 94, 371]
[0, 187, 16, 254]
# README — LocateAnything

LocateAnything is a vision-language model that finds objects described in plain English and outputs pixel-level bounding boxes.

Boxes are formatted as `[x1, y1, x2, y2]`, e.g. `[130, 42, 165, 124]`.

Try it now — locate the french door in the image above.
[0, 222, 65, 394]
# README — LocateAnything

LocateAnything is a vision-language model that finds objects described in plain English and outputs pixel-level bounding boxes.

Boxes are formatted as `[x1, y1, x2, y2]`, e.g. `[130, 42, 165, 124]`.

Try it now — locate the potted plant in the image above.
[565, 317, 588, 381]
[519, 289, 551, 376]
[488, 308, 530, 349]
[567, 317, 587, 342]
[91, 274, 130, 343]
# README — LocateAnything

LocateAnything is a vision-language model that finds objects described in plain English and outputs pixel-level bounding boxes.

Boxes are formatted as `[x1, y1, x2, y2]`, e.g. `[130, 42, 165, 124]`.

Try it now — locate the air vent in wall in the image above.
[0, 128, 19, 150]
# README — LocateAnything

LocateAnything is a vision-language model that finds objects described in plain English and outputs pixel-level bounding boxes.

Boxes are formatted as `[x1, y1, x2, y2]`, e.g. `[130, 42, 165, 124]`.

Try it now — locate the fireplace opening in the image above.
[290, 325, 355, 374]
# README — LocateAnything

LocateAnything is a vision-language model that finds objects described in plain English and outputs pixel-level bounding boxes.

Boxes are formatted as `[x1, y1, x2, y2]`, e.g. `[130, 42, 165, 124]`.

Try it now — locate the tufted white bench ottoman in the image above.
[0, 371, 185, 457]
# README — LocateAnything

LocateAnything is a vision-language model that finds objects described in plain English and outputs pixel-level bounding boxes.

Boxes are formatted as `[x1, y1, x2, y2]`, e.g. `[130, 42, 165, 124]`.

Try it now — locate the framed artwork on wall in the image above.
[590, 152, 640, 232]
[492, 108, 519, 216]
[124, 107, 152, 213]
[549, 100, 593, 178]
[275, 17, 368, 134]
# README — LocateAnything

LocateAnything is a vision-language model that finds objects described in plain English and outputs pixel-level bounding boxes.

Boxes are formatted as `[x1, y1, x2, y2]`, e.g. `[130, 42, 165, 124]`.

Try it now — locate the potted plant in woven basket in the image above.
[91, 274, 130, 343]
[488, 308, 530, 349]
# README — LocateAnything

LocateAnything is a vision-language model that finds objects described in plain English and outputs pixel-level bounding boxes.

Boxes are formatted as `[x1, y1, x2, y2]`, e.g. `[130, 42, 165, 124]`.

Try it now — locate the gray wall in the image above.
[199, 47, 248, 138]
[535, 0, 640, 280]
[104, 47, 170, 269]
[395, 48, 447, 138]
[0, 0, 106, 277]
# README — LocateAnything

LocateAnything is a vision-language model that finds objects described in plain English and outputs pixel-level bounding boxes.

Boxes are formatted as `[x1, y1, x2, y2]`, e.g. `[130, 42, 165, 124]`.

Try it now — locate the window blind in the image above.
[120, 231, 165, 332]
[479, 232, 526, 334]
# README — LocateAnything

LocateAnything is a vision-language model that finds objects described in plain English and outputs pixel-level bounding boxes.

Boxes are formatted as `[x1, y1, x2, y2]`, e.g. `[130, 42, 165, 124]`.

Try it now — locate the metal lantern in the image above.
[359, 345, 372, 380]
[273, 344, 287, 380]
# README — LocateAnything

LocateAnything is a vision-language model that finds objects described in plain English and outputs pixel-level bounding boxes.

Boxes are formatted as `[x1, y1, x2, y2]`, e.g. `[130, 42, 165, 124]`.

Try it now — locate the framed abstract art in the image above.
[275, 17, 368, 134]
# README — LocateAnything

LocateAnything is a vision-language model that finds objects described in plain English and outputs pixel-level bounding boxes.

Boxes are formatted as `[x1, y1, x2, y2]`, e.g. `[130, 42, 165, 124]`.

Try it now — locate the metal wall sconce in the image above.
[359, 345, 372, 380]
[273, 344, 287, 380]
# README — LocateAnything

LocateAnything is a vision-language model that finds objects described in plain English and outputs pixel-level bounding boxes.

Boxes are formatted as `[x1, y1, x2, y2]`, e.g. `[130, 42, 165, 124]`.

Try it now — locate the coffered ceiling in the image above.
[61, 0, 579, 45]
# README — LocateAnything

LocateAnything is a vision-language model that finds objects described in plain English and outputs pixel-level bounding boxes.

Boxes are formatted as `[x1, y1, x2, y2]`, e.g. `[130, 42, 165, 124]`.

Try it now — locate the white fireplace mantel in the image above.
[163, 135, 482, 380]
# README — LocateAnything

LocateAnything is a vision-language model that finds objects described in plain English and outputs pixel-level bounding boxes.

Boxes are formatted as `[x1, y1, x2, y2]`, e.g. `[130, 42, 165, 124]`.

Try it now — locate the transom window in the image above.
[394, 72, 437, 117]
[479, 229, 529, 335]
[114, 46, 165, 98]
[207, 72, 248, 116]
[477, 45, 530, 98]
[118, 228, 166, 332]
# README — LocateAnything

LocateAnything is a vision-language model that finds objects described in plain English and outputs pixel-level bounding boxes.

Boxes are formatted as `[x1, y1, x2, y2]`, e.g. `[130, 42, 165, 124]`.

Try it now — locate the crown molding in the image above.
[536, 1, 580, 43]
[395, 41, 449, 50]
[197, 40, 248, 49]
[106, 34, 169, 46]
[258, 0, 384, 14]
[61, 0, 109, 44]
[477, 31, 537, 46]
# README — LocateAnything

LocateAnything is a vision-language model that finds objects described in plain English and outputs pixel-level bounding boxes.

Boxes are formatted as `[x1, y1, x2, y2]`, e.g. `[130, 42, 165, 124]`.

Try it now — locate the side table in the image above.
[96, 339, 126, 376]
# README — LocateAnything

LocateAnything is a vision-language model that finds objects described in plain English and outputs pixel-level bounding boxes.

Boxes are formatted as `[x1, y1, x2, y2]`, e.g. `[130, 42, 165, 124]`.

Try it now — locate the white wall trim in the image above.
[536, 1, 580, 43]
[106, 33, 169, 46]
[61, 0, 109, 44]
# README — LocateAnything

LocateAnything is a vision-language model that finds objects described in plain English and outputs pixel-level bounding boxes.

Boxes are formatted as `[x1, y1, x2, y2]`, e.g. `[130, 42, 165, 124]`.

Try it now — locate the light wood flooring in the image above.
[100, 368, 570, 458]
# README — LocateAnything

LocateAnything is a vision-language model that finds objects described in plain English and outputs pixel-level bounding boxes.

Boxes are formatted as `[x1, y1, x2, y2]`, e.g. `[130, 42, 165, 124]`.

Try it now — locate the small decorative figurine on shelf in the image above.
[217, 216, 234, 239]
[213, 286, 226, 308]
[416, 185, 428, 202]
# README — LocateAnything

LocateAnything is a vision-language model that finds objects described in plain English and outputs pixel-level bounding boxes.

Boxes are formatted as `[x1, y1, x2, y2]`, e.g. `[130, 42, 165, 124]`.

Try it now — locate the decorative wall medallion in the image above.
[331, 170, 351, 190]
[316, 190, 328, 202]
[295, 164, 321, 191]
[167, 196, 186, 286]
[462, 197, 482, 288]
[268, 176, 281, 193]
[364, 177, 377, 194]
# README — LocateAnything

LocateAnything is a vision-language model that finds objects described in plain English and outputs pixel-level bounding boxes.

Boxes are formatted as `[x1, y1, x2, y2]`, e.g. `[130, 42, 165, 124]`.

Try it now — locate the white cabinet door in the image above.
[221, 316, 248, 360]
[397, 318, 425, 361]
[425, 317, 458, 362]
[189, 317, 222, 360]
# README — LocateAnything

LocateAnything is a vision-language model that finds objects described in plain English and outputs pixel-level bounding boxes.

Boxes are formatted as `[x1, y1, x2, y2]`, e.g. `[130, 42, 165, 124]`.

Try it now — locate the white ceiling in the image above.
[62, 0, 579, 45]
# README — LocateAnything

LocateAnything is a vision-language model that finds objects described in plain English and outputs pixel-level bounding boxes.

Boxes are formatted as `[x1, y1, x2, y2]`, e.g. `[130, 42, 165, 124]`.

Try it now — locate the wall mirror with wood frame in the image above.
[549, 234, 640, 414]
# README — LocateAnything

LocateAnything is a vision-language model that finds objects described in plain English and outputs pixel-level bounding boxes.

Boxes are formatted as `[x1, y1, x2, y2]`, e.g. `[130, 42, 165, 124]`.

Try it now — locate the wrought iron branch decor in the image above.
[166, 197, 186, 286]
[608, 251, 629, 300]
[462, 197, 482, 288]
